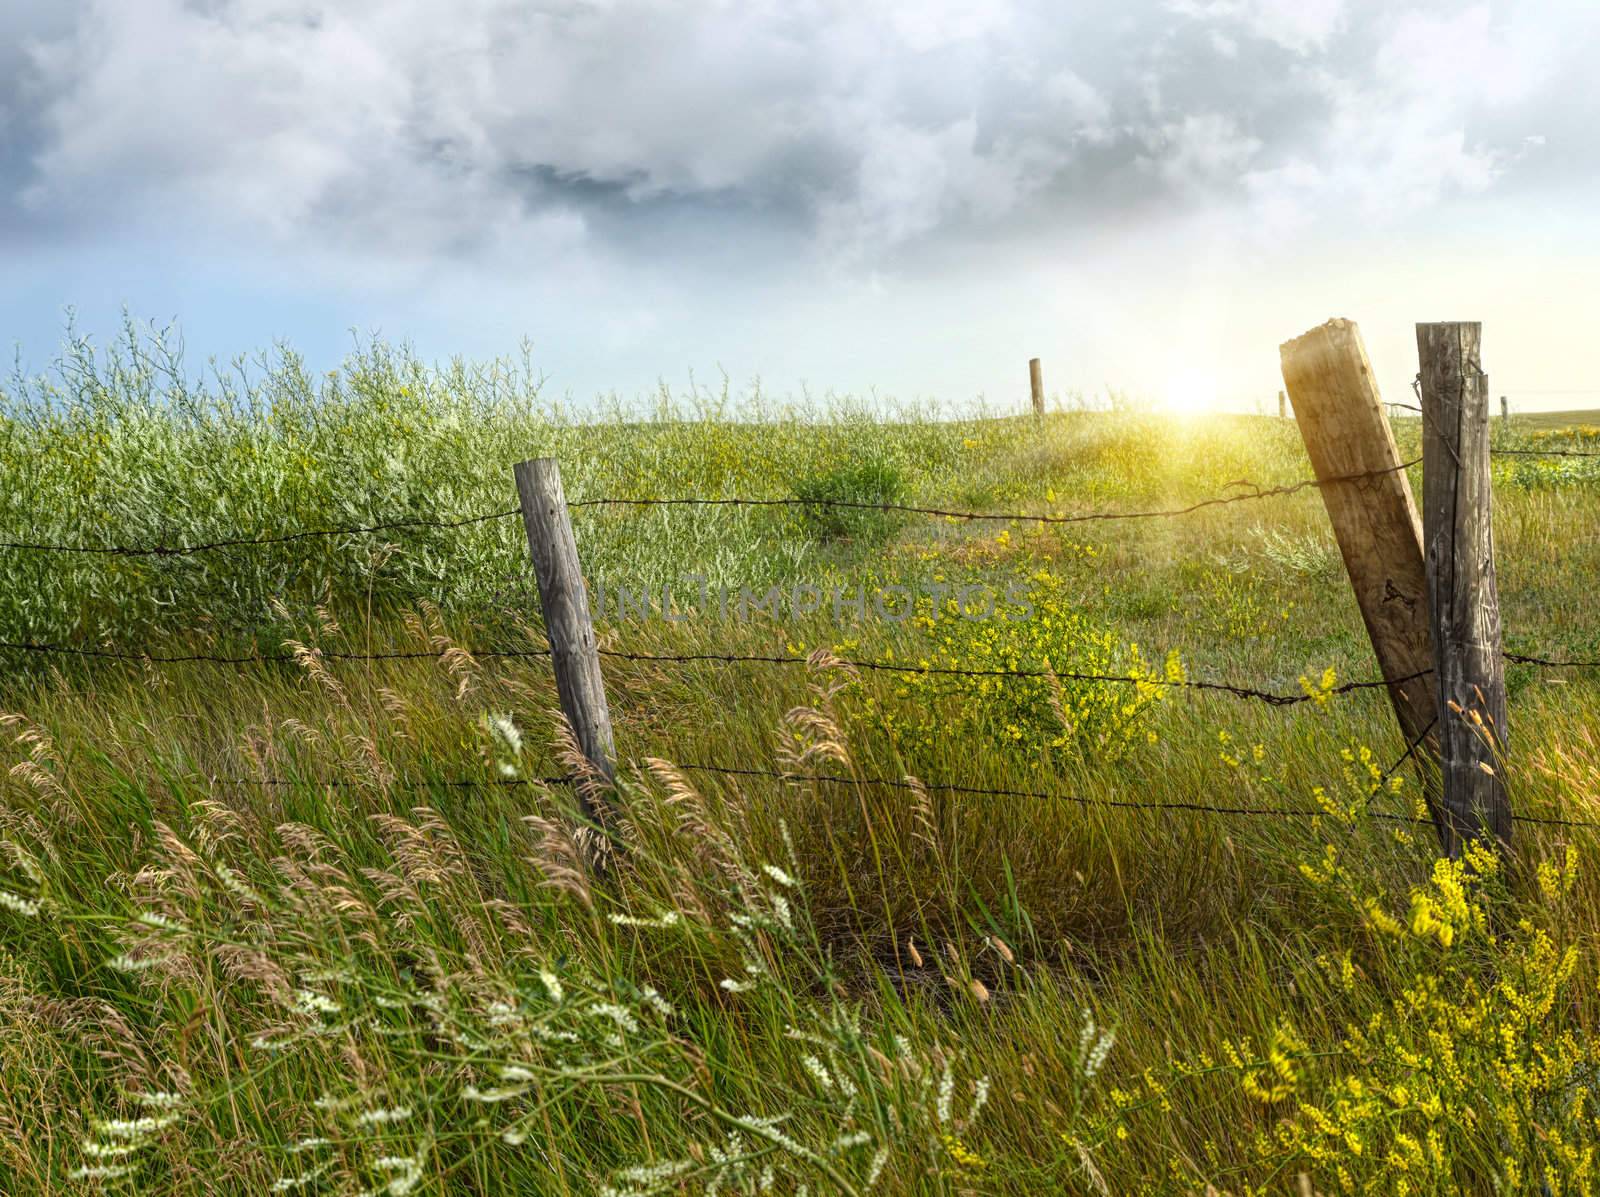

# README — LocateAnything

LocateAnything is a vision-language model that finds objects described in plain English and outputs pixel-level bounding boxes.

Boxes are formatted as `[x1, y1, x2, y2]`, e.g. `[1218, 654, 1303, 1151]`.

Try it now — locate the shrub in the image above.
[791, 459, 907, 545]
[863, 569, 1180, 763]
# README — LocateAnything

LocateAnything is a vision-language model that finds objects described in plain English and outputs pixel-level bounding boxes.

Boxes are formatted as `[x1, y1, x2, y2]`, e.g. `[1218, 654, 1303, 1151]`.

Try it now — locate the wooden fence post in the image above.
[1417, 324, 1510, 852]
[514, 458, 616, 822]
[1280, 319, 1444, 838]
[1279, 390, 1287, 419]
[1500, 395, 1509, 426]
[1029, 358, 1045, 419]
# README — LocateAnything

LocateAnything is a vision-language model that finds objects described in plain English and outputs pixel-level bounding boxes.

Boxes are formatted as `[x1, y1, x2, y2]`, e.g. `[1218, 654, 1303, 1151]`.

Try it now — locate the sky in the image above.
[1, 0, 1597, 414]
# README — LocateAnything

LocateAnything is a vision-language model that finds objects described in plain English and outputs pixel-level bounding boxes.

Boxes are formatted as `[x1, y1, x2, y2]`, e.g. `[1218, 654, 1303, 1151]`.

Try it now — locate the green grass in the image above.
[3, 327, 1600, 1194]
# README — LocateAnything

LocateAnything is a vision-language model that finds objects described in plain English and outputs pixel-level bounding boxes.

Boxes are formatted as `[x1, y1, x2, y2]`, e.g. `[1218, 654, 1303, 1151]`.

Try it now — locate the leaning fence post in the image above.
[1417, 323, 1510, 853]
[1029, 358, 1045, 419]
[514, 458, 616, 821]
[1280, 319, 1444, 838]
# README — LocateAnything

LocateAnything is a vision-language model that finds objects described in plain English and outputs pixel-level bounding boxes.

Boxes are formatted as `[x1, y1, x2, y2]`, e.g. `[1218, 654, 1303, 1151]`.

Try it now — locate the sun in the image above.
[1161, 367, 1218, 416]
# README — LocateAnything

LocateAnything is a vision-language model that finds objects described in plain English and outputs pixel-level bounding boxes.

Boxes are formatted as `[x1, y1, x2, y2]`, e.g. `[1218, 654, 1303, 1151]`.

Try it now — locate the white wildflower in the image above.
[132, 1090, 184, 1110]
[213, 863, 265, 904]
[639, 987, 673, 1017]
[487, 714, 523, 756]
[611, 1159, 694, 1186]
[271, 1163, 330, 1192]
[80, 1141, 138, 1159]
[761, 864, 796, 888]
[462, 1084, 528, 1104]
[1085, 1028, 1115, 1078]
[936, 1062, 955, 1124]
[354, 1105, 412, 1126]
[70, 1163, 136, 1181]
[0, 889, 40, 917]
[93, 1113, 179, 1140]
[801, 1054, 834, 1091]
[864, 1147, 889, 1189]
[590, 1002, 639, 1034]
[487, 1000, 524, 1027]
[607, 910, 681, 929]
[107, 952, 176, 973]
[970, 1076, 992, 1119]
[294, 989, 341, 1016]
[539, 970, 564, 1004]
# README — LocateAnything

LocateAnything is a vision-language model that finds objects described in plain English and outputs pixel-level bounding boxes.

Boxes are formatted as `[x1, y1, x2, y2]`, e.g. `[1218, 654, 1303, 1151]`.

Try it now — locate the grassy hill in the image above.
[3, 332, 1600, 1194]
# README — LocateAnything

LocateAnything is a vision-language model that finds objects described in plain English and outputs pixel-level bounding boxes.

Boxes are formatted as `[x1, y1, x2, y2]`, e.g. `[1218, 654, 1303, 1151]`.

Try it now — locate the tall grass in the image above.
[3, 326, 1600, 1193]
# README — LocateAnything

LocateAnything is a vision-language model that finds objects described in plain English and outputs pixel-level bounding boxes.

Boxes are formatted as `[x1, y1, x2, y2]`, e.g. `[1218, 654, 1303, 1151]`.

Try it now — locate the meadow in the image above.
[3, 324, 1600, 1194]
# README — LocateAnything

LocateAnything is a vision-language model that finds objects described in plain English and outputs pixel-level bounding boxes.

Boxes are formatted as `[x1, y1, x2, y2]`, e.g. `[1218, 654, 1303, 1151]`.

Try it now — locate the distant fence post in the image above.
[514, 458, 616, 823]
[1280, 319, 1444, 839]
[1029, 358, 1045, 419]
[1278, 390, 1287, 419]
[1500, 395, 1509, 426]
[1417, 324, 1510, 853]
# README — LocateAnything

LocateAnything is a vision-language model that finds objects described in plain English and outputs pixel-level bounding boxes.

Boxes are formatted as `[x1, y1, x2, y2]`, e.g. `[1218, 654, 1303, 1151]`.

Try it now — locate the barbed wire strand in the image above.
[1491, 448, 1600, 459]
[0, 507, 521, 557]
[570, 461, 1421, 526]
[0, 639, 549, 664]
[0, 462, 1422, 556]
[673, 754, 1600, 830]
[0, 636, 1424, 706]
[156, 736, 1600, 830]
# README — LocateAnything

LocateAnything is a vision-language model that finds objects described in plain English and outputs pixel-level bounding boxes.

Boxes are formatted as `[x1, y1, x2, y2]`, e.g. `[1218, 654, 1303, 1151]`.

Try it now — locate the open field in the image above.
[4, 334, 1600, 1194]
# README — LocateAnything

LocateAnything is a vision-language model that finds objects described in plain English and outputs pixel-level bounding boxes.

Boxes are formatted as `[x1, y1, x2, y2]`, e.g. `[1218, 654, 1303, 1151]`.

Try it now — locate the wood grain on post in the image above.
[1280, 319, 1443, 835]
[1029, 358, 1045, 419]
[514, 458, 616, 822]
[1279, 390, 1287, 419]
[1417, 323, 1510, 852]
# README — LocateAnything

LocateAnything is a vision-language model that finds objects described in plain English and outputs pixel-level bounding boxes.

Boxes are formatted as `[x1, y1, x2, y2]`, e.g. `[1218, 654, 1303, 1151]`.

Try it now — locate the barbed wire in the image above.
[0, 636, 1419, 706]
[0, 463, 1423, 557]
[6, 635, 1596, 698]
[1388, 398, 1598, 456]
[1491, 448, 1600, 459]
[0, 506, 521, 557]
[596, 647, 1421, 706]
[570, 461, 1420, 526]
[1504, 651, 1600, 669]
[0, 639, 550, 664]
[74, 733, 1600, 831]
[670, 754, 1600, 830]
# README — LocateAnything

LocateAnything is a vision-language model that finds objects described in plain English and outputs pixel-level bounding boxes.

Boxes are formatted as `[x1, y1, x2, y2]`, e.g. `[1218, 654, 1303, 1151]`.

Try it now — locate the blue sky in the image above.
[2, 1, 1597, 413]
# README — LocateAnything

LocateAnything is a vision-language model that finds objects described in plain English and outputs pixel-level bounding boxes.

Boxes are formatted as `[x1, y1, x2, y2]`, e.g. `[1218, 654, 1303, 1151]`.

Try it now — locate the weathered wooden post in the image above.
[1280, 319, 1443, 837]
[1278, 390, 1287, 419]
[1029, 358, 1045, 419]
[514, 458, 616, 823]
[1500, 395, 1509, 426]
[1417, 324, 1510, 852]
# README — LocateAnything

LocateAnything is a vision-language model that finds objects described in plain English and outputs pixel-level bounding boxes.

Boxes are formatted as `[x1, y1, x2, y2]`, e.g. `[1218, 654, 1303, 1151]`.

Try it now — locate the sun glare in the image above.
[1161, 368, 1217, 416]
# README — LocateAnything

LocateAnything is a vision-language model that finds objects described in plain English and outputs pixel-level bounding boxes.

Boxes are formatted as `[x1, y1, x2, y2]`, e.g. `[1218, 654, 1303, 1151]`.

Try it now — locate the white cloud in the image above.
[1167, 0, 1347, 54]
[3, 0, 1586, 279]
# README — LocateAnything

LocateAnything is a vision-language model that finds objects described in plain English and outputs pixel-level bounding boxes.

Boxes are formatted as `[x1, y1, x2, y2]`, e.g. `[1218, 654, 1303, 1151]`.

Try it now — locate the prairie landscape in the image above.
[3, 329, 1600, 1195]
